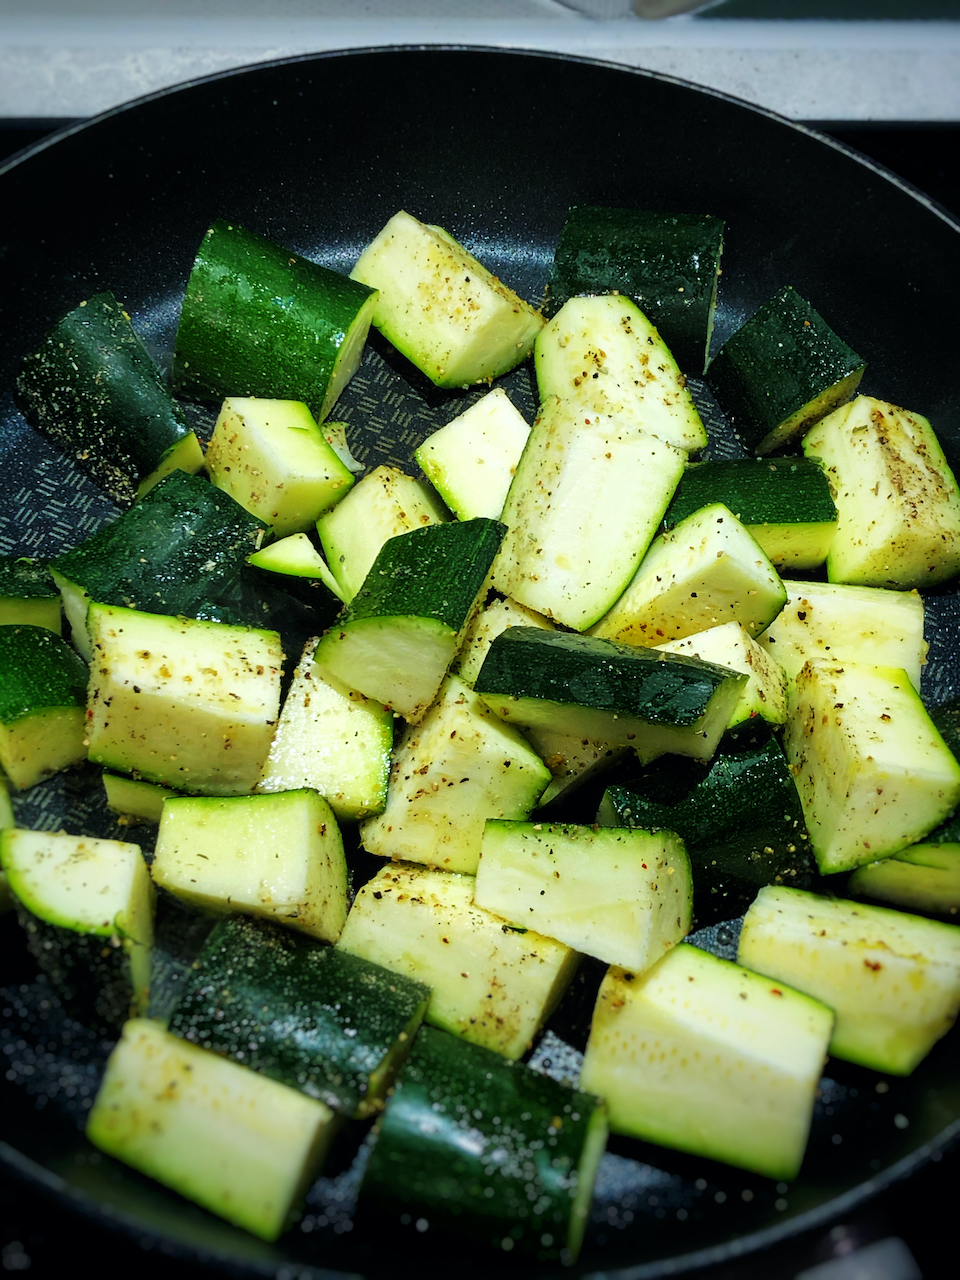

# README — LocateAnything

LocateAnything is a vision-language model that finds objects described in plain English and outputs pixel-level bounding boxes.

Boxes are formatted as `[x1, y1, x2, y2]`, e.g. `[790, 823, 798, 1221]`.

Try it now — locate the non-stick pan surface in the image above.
[1, 45, 960, 1280]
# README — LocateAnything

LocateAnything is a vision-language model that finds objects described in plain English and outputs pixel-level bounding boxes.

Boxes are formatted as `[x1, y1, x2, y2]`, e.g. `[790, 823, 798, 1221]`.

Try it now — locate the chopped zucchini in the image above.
[85, 603, 283, 796]
[152, 788, 348, 942]
[103, 773, 179, 825]
[313, 518, 505, 723]
[338, 862, 577, 1060]
[247, 533, 347, 602]
[87, 1018, 339, 1242]
[738, 885, 960, 1075]
[168, 913, 429, 1117]
[848, 844, 960, 918]
[414, 386, 530, 521]
[0, 557, 61, 633]
[206, 398, 355, 537]
[544, 205, 724, 375]
[803, 395, 960, 589]
[359, 674, 549, 875]
[588, 503, 787, 648]
[706, 284, 865, 454]
[654, 620, 788, 730]
[349, 210, 543, 388]
[580, 945, 833, 1180]
[782, 659, 960, 874]
[0, 624, 88, 790]
[174, 220, 378, 421]
[475, 819, 692, 972]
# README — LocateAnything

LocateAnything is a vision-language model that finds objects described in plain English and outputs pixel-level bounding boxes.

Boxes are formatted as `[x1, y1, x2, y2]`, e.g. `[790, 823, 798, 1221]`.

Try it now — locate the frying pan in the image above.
[1, 45, 960, 1280]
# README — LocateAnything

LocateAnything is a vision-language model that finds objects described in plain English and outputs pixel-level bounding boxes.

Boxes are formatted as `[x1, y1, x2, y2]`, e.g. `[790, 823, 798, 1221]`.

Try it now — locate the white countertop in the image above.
[1, 1, 959, 121]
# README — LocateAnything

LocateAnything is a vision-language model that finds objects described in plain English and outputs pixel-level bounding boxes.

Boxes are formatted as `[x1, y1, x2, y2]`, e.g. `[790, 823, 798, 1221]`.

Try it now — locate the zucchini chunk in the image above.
[475, 627, 747, 761]
[85, 603, 283, 796]
[359, 674, 549, 875]
[706, 285, 865, 455]
[848, 843, 960, 918]
[599, 734, 815, 925]
[103, 773, 179, 826]
[475, 819, 692, 972]
[0, 556, 61, 633]
[0, 624, 88, 789]
[205, 398, 355, 537]
[655, 620, 788, 730]
[757, 579, 927, 691]
[414, 386, 530, 521]
[580, 946, 833, 1180]
[173, 220, 378, 421]
[316, 464, 449, 604]
[86, 1018, 339, 1242]
[247, 533, 347, 601]
[313, 518, 505, 723]
[338, 862, 577, 1060]
[349, 210, 544, 388]
[544, 205, 724, 375]
[455, 594, 555, 688]
[17, 291, 204, 504]
[803, 395, 960, 589]
[738, 885, 960, 1075]
[257, 637, 393, 823]
[51, 469, 267, 660]
[168, 913, 429, 1117]
[0, 828, 154, 1034]
[493, 393, 687, 630]
[534, 294, 708, 452]
[587, 503, 787, 648]
[783, 660, 960, 875]
[152, 789, 348, 942]
[360, 1025, 607, 1261]
[664, 457, 838, 570]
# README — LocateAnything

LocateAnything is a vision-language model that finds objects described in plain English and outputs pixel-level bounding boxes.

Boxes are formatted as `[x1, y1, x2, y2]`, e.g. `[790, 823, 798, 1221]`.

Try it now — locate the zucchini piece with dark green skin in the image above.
[51, 469, 267, 659]
[16, 291, 204, 504]
[598, 733, 817, 924]
[359, 1024, 608, 1261]
[544, 205, 725, 374]
[706, 285, 865, 454]
[0, 557, 61, 632]
[474, 627, 746, 761]
[0, 624, 88, 789]
[0, 827, 154, 1036]
[168, 914, 429, 1117]
[314, 517, 505, 722]
[663, 457, 838, 569]
[173, 220, 378, 421]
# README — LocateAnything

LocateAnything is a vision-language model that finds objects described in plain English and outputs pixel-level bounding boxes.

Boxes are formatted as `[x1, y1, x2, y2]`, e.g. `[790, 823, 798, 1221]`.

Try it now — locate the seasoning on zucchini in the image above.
[706, 285, 865, 454]
[738, 884, 960, 1075]
[87, 1018, 340, 1242]
[543, 205, 724, 375]
[349, 209, 544, 388]
[803, 394, 960, 589]
[0, 624, 88, 789]
[359, 1024, 607, 1261]
[338, 862, 577, 1060]
[475, 819, 692, 972]
[152, 788, 348, 942]
[168, 913, 429, 1117]
[579, 946, 833, 1180]
[16, 290, 205, 504]
[173, 220, 378, 421]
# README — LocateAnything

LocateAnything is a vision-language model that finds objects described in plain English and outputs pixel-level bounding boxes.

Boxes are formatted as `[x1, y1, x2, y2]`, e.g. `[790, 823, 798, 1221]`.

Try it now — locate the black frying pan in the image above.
[1, 46, 960, 1280]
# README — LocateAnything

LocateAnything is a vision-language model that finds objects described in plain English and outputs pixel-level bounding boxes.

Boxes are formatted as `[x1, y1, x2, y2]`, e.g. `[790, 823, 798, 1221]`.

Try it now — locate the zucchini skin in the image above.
[706, 285, 865, 454]
[601, 733, 817, 925]
[52, 469, 267, 621]
[17, 291, 202, 504]
[544, 205, 724, 374]
[173, 220, 377, 420]
[0, 625, 87, 725]
[168, 914, 428, 1117]
[360, 1025, 607, 1260]
[664, 457, 837, 530]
